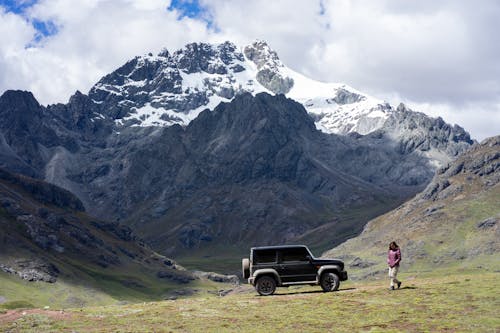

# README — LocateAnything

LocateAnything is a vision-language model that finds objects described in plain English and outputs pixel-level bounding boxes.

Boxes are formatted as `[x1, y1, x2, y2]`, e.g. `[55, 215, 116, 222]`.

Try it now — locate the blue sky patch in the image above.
[168, 0, 216, 30]
[31, 18, 58, 42]
[0, 0, 37, 14]
[168, 0, 204, 19]
[1, 0, 58, 46]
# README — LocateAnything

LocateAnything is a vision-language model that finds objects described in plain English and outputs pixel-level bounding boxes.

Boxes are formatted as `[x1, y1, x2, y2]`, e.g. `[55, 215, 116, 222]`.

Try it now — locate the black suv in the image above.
[242, 245, 348, 296]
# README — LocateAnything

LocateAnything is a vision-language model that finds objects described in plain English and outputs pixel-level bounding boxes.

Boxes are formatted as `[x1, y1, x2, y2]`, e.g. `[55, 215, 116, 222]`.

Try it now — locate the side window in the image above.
[253, 249, 277, 264]
[281, 248, 309, 262]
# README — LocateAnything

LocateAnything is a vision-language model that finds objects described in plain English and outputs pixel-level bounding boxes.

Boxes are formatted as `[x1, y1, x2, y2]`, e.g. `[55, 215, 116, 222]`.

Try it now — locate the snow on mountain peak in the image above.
[87, 40, 393, 134]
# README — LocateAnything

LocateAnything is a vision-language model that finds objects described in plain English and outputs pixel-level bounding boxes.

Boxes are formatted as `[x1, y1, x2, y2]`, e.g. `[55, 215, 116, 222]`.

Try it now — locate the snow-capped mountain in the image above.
[88, 40, 392, 136]
[0, 40, 476, 259]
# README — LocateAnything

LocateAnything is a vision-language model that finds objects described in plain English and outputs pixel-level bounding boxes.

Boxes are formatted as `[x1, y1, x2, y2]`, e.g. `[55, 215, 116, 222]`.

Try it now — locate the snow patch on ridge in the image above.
[284, 67, 392, 135]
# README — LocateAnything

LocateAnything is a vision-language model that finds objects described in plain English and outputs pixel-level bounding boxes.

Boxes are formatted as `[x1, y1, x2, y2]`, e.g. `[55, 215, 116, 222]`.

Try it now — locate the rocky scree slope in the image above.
[323, 135, 500, 279]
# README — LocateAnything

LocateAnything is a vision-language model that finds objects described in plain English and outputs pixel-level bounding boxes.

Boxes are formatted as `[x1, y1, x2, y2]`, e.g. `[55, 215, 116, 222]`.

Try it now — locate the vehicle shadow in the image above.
[270, 287, 357, 296]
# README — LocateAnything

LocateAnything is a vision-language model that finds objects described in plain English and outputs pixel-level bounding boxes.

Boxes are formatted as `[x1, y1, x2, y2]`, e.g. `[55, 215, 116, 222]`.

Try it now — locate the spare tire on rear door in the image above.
[242, 258, 250, 279]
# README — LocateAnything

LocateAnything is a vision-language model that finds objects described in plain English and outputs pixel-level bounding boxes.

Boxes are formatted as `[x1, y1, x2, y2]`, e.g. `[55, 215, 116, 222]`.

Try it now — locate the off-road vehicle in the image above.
[242, 245, 348, 296]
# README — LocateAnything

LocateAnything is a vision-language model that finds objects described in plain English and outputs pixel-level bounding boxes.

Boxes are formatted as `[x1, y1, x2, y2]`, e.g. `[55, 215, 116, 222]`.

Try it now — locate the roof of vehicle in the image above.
[250, 245, 309, 251]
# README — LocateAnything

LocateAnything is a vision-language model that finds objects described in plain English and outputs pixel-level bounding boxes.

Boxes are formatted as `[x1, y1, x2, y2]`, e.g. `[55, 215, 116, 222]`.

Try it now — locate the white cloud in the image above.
[0, 0, 212, 104]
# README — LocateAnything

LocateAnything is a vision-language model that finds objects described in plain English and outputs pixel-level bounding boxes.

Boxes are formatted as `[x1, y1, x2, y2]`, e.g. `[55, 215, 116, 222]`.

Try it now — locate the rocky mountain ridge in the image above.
[81, 40, 473, 168]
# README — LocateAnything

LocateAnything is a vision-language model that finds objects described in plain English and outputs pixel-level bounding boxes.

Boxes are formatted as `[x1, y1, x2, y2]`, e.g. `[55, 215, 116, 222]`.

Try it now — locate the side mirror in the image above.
[306, 255, 312, 262]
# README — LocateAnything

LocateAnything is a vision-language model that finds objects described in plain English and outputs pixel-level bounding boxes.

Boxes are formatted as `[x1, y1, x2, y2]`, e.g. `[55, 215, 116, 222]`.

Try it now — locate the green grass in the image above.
[0, 301, 35, 310]
[0, 270, 117, 309]
[0, 259, 228, 310]
[1, 270, 498, 332]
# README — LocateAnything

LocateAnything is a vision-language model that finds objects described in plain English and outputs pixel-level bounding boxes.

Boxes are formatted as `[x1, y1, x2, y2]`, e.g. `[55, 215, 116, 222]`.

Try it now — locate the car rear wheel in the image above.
[320, 272, 340, 292]
[255, 276, 276, 296]
[242, 258, 250, 279]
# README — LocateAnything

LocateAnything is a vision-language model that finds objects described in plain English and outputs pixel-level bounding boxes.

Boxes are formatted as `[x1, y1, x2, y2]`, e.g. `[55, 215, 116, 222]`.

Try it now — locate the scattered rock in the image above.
[349, 257, 375, 269]
[192, 271, 240, 285]
[0, 260, 59, 283]
[164, 288, 197, 300]
[477, 217, 498, 229]
[422, 205, 444, 216]
[156, 270, 195, 284]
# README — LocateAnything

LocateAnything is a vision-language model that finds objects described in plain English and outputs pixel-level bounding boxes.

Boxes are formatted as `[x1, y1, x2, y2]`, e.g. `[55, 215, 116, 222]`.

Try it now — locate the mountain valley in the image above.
[0, 40, 478, 271]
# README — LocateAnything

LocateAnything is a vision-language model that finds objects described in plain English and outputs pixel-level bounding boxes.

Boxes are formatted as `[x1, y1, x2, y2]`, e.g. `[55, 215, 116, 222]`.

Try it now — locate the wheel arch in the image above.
[253, 269, 281, 286]
[317, 265, 342, 281]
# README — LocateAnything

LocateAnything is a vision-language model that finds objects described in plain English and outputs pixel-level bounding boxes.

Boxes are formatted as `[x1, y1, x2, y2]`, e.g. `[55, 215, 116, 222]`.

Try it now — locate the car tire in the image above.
[320, 272, 340, 292]
[255, 276, 277, 296]
[242, 258, 250, 279]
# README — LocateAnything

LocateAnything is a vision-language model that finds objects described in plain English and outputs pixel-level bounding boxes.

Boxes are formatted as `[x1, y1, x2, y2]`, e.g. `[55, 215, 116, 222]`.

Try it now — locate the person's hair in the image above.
[389, 241, 399, 250]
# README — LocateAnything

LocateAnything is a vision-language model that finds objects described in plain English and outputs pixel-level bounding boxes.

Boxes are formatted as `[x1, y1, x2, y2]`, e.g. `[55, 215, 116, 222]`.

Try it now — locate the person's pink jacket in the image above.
[387, 248, 401, 268]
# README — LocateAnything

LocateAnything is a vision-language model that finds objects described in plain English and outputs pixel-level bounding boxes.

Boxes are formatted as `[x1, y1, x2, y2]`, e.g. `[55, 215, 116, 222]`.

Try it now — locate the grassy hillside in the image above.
[1, 269, 498, 332]
[323, 136, 500, 279]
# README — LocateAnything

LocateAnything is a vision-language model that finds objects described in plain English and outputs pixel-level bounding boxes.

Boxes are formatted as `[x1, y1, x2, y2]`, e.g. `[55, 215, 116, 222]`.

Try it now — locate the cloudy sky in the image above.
[1, 0, 499, 140]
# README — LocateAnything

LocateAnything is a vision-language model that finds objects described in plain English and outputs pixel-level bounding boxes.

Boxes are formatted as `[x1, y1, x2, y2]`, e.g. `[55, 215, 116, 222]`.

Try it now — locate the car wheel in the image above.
[255, 276, 277, 296]
[242, 258, 250, 279]
[320, 272, 340, 292]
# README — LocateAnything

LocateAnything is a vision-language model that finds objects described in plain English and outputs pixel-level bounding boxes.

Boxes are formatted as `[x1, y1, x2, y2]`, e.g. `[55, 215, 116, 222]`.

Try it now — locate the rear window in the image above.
[281, 247, 309, 262]
[253, 249, 277, 264]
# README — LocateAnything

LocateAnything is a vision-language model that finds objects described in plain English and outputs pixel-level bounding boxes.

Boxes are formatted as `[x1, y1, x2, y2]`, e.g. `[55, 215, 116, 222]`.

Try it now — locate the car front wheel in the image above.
[320, 272, 340, 292]
[255, 276, 277, 296]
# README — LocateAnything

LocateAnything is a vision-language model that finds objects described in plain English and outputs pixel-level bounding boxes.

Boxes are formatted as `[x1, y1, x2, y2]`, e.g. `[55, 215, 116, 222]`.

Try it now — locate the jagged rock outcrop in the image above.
[418, 136, 499, 201]
[87, 41, 255, 127]
[0, 260, 59, 283]
[243, 40, 294, 94]
[383, 103, 474, 167]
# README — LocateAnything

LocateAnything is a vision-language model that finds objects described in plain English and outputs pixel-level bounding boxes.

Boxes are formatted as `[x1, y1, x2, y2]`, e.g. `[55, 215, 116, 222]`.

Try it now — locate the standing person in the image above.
[387, 241, 402, 290]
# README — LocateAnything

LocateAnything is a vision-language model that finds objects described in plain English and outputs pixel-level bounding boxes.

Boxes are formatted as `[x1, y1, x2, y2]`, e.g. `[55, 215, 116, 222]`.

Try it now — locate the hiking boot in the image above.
[397, 282, 401, 289]
[390, 286, 395, 290]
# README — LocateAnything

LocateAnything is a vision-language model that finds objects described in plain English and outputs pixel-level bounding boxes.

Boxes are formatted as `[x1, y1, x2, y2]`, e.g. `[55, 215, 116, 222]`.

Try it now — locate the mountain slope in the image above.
[323, 136, 500, 278]
[0, 168, 224, 308]
[0, 40, 475, 269]
[0, 88, 473, 267]
[66, 92, 456, 262]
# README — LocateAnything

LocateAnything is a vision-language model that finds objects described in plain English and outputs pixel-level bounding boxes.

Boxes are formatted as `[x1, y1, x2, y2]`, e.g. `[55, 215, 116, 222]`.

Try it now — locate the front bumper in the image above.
[339, 270, 348, 281]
